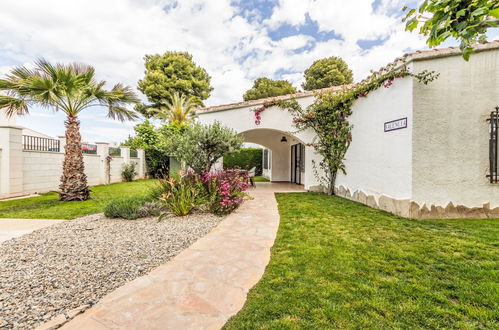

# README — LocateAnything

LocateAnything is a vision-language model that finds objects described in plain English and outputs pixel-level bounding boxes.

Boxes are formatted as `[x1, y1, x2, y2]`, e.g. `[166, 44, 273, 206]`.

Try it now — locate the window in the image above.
[487, 107, 499, 183]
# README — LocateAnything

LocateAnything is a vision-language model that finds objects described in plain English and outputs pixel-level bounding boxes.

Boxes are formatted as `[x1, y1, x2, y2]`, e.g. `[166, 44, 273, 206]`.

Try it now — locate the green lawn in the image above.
[0, 179, 156, 219]
[225, 193, 499, 329]
[253, 176, 270, 182]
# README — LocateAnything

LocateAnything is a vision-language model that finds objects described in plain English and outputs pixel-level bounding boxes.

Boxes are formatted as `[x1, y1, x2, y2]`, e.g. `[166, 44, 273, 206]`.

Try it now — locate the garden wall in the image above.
[0, 130, 146, 199]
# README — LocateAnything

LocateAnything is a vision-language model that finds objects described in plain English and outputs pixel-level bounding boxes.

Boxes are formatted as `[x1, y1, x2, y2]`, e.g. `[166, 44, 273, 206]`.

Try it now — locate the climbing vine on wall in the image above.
[258, 63, 439, 195]
[252, 100, 277, 125]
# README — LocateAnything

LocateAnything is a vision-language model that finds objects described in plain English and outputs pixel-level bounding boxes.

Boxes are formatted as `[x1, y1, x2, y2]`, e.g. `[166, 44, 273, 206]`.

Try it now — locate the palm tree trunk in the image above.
[59, 114, 90, 201]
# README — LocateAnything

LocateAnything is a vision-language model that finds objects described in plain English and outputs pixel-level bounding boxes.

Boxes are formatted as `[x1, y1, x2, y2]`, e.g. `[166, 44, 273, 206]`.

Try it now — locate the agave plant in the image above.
[0, 59, 139, 201]
[147, 92, 197, 125]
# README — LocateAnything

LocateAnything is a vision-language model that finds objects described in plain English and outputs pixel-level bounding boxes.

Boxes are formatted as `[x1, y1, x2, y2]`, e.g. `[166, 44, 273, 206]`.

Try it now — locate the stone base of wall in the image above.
[334, 185, 498, 219]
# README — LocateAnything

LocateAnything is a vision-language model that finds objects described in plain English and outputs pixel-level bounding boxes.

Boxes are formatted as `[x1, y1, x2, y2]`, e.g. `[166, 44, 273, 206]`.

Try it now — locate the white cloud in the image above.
[275, 35, 314, 50]
[265, 0, 310, 28]
[0, 0, 469, 143]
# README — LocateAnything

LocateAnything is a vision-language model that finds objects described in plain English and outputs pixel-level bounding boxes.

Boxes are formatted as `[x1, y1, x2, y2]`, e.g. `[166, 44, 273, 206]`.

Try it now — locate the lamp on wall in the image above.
[280, 136, 288, 142]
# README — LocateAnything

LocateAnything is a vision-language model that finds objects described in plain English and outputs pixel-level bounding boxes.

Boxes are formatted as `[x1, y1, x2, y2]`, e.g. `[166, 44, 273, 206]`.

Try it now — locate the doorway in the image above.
[290, 143, 304, 184]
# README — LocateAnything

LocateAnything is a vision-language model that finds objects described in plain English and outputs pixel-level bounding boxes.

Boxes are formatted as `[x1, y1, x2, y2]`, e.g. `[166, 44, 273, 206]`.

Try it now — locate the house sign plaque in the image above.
[384, 117, 407, 132]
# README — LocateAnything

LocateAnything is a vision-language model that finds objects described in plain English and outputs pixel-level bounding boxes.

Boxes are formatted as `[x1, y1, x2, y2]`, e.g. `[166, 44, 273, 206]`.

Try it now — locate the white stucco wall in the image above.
[0, 126, 23, 198]
[22, 152, 119, 194]
[336, 76, 414, 201]
[412, 49, 499, 208]
[84, 155, 102, 186]
[110, 157, 125, 183]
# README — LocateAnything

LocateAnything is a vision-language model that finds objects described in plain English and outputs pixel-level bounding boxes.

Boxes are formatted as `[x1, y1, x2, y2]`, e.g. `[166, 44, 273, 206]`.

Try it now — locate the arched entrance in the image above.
[196, 97, 322, 190]
[240, 128, 305, 184]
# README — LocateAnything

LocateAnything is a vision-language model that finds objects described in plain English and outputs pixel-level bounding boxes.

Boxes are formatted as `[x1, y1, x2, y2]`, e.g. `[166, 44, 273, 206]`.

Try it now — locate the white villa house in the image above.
[199, 41, 499, 219]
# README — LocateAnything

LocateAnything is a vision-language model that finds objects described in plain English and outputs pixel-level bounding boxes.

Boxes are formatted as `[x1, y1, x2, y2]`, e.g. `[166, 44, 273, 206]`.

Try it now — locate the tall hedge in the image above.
[223, 148, 263, 175]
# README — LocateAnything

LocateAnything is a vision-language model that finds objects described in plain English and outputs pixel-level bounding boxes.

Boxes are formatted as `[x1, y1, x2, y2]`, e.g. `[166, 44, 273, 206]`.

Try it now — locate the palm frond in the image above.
[107, 105, 139, 121]
[147, 92, 197, 124]
[0, 94, 29, 117]
[1, 58, 138, 120]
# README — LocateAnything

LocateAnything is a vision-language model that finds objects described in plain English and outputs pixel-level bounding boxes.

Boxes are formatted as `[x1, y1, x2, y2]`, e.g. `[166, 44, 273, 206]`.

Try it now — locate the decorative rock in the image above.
[337, 186, 347, 197]
[394, 199, 411, 218]
[410, 201, 421, 218]
[488, 206, 499, 218]
[420, 204, 431, 218]
[345, 188, 352, 199]
[465, 207, 487, 219]
[35, 314, 67, 330]
[352, 191, 359, 202]
[378, 195, 395, 214]
[65, 305, 90, 319]
[444, 202, 459, 218]
[366, 195, 378, 209]
[357, 191, 368, 205]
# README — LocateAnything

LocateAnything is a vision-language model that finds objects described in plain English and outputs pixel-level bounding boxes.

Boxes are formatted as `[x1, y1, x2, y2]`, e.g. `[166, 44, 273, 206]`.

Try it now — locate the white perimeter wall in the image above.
[22, 152, 133, 194]
[336, 76, 413, 201]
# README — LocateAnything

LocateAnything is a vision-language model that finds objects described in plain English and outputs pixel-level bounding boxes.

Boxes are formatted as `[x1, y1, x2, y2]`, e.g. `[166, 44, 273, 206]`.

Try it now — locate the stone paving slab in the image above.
[62, 183, 304, 330]
[0, 218, 65, 242]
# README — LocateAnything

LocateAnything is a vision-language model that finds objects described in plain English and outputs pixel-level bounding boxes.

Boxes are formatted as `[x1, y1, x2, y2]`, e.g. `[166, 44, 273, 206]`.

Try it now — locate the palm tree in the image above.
[147, 92, 197, 125]
[0, 59, 139, 201]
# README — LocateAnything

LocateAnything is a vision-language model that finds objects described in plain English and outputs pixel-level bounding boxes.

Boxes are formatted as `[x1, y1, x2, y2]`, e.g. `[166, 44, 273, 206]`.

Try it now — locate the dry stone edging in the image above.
[335, 185, 498, 219]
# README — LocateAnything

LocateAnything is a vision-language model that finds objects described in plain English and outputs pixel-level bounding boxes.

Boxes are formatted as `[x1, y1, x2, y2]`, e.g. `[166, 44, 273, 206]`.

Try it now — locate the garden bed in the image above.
[0, 212, 224, 329]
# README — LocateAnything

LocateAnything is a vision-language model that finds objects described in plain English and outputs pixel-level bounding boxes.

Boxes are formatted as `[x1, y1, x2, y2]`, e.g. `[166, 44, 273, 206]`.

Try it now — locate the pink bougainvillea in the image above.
[252, 100, 276, 125]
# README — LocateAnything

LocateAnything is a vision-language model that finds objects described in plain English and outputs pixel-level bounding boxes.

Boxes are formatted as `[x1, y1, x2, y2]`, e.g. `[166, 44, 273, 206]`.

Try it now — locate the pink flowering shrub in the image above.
[152, 169, 251, 218]
[201, 169, 250, 215]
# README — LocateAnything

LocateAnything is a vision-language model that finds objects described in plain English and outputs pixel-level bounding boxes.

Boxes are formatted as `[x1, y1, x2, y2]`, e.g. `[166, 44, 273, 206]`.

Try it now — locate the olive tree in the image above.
[168, 121, 243, 174]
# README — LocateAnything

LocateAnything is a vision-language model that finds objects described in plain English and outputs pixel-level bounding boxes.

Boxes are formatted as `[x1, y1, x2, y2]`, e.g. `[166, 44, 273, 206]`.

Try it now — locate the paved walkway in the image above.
[63, 183, 305, 330]
[0, 218, 65, 243]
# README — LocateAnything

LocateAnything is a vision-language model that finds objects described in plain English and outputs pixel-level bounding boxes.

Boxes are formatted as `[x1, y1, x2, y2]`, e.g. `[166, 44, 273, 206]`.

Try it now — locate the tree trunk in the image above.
[328, 170, 337, 196]
[59, 114, 90, 201]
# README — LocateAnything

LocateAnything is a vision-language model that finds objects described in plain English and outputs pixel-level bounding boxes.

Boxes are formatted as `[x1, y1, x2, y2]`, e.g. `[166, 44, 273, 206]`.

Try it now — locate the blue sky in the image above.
[0, 0, 497, 143]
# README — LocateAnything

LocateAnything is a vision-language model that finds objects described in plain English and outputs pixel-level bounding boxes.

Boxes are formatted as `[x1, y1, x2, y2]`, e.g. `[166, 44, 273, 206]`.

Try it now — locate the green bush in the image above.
[223, 148, 262, 175]
[104, 196, 150, 220]
[138, 201, 162, 218]
[121, 162, 137, 182]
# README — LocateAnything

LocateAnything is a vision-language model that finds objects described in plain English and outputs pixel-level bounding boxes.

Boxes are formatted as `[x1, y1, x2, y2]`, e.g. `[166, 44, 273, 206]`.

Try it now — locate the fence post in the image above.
[58, 136, 66, 153]
[0, 125, 24, 198]
[96, 142, 110, 184]
[137, 149, 146, 178]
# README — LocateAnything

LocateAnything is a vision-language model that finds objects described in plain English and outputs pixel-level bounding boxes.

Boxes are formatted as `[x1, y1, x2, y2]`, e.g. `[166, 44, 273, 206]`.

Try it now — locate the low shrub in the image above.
[104, 196, 150, 220]
[158, 172, 204, 218]
[122, 162, 137, 182]
[201, 169, 250, 215]
[138, 201, 162, 218]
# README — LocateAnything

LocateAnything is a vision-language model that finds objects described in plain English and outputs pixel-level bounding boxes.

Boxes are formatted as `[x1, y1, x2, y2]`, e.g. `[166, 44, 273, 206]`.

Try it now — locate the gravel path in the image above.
[0, 213, 224, 329]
